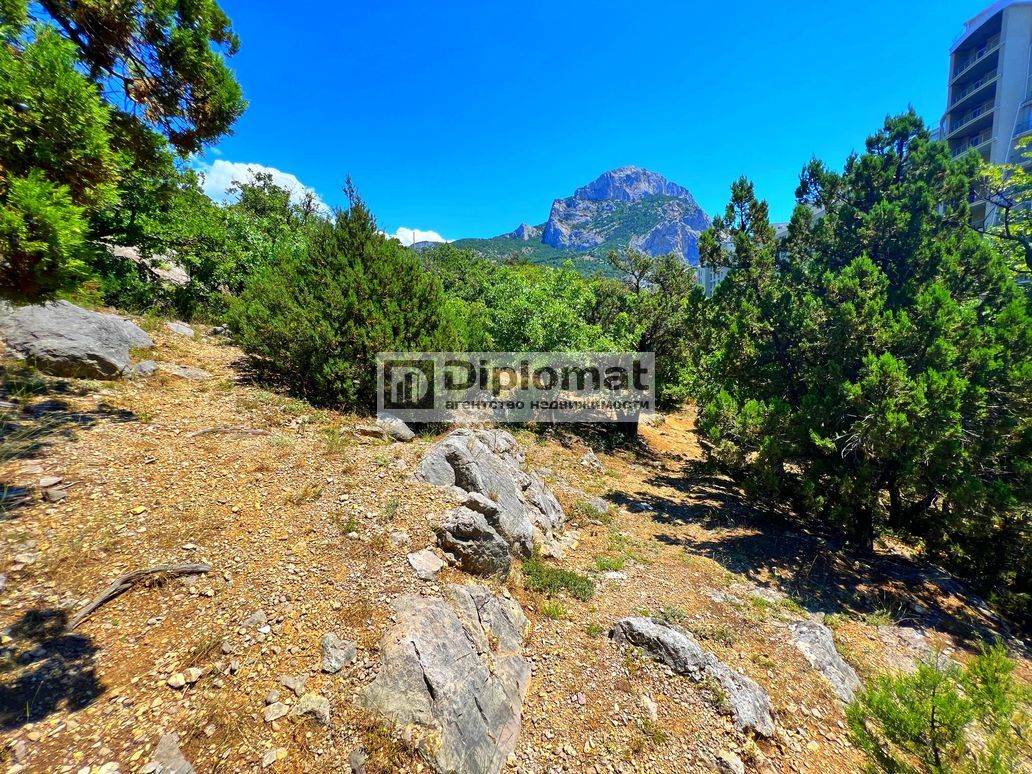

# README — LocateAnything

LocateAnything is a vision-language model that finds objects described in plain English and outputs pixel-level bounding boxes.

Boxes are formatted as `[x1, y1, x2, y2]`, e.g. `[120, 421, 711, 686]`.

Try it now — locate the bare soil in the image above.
[1, 326, 1027, 773]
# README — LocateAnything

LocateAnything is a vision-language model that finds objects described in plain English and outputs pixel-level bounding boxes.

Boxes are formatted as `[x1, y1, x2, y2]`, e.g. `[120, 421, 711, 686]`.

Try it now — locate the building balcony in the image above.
[950, 71, 997, 111]
[952, 133, 993, 158]
[947, 102, 995, 137]
[952, 34, 1001, 81]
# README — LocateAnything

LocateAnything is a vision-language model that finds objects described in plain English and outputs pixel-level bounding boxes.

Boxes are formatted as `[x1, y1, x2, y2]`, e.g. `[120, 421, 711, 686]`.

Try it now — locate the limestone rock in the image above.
[407, 548, 446, 580]
[361, 585, 531, 774]
[133, 360, 158, 378]
[289, 693, 330, 725]
[540, 167, 709, 264]
[417, 428, 565, 557]
[789, 620, 860, 703]
[435, 506, 512, 577]
[146, 731, 194, 774]
[156, 362, 211, 381]
[321, 633, 357, 674]
[376, 411, 415, 441]
[164, 321, 195, 337]
[0, 300, 152, 379]
[610, 617, 774, 737]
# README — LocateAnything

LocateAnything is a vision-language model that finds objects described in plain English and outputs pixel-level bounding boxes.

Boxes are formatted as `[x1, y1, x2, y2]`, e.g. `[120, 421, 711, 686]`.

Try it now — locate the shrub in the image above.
[522, 554, 595, 601]
[0, 172, 86, 298]
[847, 643, 1029, 773]
[230, 186, 459, 410]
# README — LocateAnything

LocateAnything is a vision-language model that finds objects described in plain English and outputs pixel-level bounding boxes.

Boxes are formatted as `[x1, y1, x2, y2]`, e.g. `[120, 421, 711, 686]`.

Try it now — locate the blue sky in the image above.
[203, 0, 988, 241]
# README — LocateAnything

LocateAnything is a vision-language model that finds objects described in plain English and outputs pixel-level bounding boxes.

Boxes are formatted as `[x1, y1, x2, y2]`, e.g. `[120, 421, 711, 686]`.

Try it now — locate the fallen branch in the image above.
[69, 563, 212, 630]
[186, 426, 271, 439]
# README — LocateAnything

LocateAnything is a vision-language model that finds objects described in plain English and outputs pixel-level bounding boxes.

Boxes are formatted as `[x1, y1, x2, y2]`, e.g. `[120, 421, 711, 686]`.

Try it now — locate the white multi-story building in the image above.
[940, 1, 1032, 223]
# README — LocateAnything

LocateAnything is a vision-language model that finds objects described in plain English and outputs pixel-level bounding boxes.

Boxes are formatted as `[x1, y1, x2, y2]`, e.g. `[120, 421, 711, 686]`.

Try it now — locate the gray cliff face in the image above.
[571, 166, 693, 202]
[507, 223, 541, 241]
[539, 166, 710, 264]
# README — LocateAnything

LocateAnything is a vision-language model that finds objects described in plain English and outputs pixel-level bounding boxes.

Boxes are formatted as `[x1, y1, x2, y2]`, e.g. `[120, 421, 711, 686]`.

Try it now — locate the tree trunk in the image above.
[849, 508, 876, 553]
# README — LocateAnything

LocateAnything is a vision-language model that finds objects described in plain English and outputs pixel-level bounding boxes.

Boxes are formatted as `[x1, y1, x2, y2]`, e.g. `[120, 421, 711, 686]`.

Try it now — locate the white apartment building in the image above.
[941, 1, 1032, 223]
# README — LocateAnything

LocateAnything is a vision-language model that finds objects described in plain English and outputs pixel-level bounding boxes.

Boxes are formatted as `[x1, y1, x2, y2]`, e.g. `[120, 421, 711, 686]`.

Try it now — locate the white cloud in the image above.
[386, 227, 450, 245]
[195, 159, 328, 212]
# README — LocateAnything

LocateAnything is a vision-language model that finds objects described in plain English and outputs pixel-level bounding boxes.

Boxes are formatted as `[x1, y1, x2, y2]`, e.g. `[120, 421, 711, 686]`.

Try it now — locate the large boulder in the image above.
[417, 429, 564, 561]
[0, 300, 152, 379]
[789, 620, 860, 702]
[361, 585, 531, 774]
[610, 617, 774, 737]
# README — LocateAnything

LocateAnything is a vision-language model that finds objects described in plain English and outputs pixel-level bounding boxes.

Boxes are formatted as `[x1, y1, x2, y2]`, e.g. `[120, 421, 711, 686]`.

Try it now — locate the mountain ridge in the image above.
[449, 166, 711, 273]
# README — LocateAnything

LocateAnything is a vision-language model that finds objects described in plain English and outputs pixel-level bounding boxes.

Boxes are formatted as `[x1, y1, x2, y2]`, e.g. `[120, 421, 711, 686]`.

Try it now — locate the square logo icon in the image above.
[381, 358, 435, 411]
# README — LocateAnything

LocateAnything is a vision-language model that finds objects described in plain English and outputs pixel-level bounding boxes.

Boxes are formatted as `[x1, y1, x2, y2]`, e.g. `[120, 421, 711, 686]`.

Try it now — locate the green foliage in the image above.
[591, 554, 626, 572]
[0, 24, 115, 298]
[27, 0, 245, 154]
[695, 113, 1032, 619]
[230, 185, 459, 410]
[0, 172, 86, 297]
[848, 644, 1029, 773]
[974, 135, 1032, 274]
[521, 554, 595, 601]
[0, 0, 244, 304]
[423, 242, 700, 407]
[540, 600, 567, 620]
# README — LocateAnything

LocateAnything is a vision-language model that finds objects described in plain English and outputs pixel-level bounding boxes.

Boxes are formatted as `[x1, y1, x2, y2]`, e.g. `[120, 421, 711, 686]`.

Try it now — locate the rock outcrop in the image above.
[435, 505, 513, 576]
[0, 300, 153, 379]
[610, 617, 775, 737]
[506, 223, 541, 241]
[375, 411, 415, 441]
[789, 620, 861, 703]
[417, 429, 565, 573]
[540, 167, 709, 264]
[361, 585, 531, 774]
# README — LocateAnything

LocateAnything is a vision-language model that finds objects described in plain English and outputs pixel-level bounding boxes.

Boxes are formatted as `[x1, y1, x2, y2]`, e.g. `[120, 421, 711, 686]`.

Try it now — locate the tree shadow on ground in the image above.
[0, 608, 104, 731]
[1, 362, 137, 518]
[637, 458, 1025, 652]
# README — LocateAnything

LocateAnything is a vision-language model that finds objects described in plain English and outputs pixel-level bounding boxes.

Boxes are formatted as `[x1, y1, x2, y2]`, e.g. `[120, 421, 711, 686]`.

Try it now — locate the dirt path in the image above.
[0, 330, 1027, 773]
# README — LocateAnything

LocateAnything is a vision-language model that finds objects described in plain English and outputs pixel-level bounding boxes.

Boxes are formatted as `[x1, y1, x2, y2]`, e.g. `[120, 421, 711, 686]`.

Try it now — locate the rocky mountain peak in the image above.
[572, 166, 696, 204]
[539, 167, 709, 263]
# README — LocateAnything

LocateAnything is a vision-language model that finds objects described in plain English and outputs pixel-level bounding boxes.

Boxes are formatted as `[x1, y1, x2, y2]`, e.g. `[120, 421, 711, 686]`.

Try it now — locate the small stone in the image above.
[289, 693, 330, 725]
[39, 476, 62, 488]
[320, 633, 357, 674]
[278, 674, 308, 696]
[182, 543, 197, 551]
[261, 748, 287, 768]
[407, 548, 446, 581]
[263, 702, 289, 722]
[184, 667, 203, 683]
[389, 530, 411, 547]
[147, 731, 193, 774]
[41, 488, 66, 503]
[348, 748, 367, 774]
[716, 750, 745, 774]
[641, 695, 658, 721]
[167, 672, 186, 689]
[12, 553, 37, 565]
[265, 690, 281, 705]
[165, 321, 195, 337]
[241, 610, 267, 628]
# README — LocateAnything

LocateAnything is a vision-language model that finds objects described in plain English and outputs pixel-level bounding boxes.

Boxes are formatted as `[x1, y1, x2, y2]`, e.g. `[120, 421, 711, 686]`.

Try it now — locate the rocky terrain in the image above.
[0, 302, 1029, 773]
[451, 167, 711, 272]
